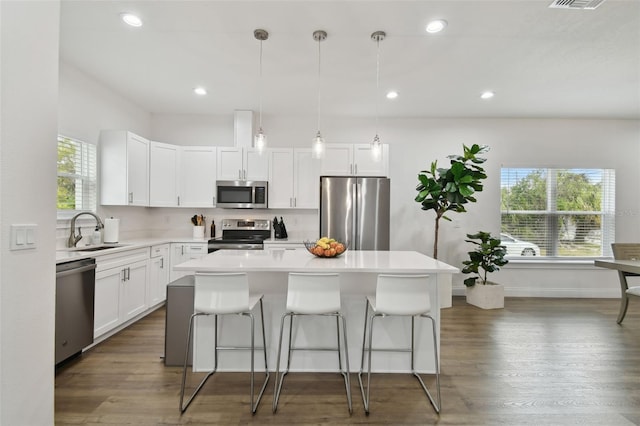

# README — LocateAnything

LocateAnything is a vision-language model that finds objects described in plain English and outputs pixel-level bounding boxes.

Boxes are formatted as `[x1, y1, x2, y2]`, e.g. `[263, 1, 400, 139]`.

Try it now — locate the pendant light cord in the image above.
[316, 37, 322, 133]
[259, 39, 263, 130]
[375, 37, 380, 138]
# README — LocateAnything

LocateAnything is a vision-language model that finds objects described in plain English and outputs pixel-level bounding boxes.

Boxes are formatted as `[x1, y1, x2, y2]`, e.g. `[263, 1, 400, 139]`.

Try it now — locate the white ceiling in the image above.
[59, 0, 640, 119]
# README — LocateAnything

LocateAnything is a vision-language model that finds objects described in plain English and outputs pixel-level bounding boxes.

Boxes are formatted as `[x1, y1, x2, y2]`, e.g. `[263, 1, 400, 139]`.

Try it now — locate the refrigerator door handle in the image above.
[352, 183, 358, 250]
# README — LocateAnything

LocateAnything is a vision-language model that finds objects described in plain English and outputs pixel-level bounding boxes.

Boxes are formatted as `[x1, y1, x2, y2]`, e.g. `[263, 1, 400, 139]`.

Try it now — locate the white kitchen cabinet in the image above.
[93, 248, 149, 338]
[170, 242, 208, 282]
[94, 267, 122, 338]
[321, 143, 389, 177]
[217, 147, 269, 181]
[269, 148, 320, 209]
[100, 130, 150, 206]
[119, 259, 149, 322]
[179, 146, 217, 207]
[149, 141, 179, 207]
[148, 243, 170, 306]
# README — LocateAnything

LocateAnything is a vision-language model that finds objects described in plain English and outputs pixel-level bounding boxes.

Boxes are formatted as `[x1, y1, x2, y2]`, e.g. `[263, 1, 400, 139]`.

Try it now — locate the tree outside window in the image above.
[501, 168, 615, 258]
[57, 136, 97, 215]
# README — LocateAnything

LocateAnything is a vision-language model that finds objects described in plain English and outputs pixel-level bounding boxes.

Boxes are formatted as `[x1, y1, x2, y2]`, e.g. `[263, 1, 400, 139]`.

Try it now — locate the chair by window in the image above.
[611, 244, 640, 324]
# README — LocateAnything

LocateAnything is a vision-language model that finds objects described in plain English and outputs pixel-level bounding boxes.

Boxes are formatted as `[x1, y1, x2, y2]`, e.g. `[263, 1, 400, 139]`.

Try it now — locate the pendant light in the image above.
[312, 30, 327, 159]
[371, 31, 385, 159]
[254, 29, 269, 152]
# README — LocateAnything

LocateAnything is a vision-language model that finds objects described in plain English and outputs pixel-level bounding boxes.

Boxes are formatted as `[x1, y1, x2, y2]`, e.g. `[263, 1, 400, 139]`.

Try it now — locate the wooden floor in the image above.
[55, 297, 640, 425]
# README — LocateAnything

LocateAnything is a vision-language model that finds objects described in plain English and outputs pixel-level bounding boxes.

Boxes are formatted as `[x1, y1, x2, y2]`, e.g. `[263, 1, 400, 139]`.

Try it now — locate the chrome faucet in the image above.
[68, 212, 104, 247]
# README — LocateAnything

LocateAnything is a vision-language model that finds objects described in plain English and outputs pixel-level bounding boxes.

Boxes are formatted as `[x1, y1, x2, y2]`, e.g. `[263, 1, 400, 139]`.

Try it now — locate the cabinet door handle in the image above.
[294, 197, 297, 207]
[177, 196, 180, 206]
[238, 169, 242, 180]
[355, 164, 358, 175]
[350, 164, 353, 175]
[126, 267, 131, 281]
[121, 269, 126, 282]
[243, 169, 247, 180]
[128, 192, 133, 203]
[160, 258, 164, 269]
[212, 196, 216, 205]
[181, 245, 185, 256]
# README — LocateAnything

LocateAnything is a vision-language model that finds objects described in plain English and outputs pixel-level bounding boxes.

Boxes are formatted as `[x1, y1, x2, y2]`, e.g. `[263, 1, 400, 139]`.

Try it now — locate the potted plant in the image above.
[461, 231, 509, 309]
[415, 144, 489, 259]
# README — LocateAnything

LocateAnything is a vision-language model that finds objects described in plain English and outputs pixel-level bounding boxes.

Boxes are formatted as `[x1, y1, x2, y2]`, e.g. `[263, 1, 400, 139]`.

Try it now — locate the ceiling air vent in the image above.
[549, 0, 606, 9]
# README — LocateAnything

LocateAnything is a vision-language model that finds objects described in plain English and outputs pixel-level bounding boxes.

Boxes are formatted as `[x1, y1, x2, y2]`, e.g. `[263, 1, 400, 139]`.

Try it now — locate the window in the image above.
[501, 168, 615, 258]
[57, 135, 97, 216]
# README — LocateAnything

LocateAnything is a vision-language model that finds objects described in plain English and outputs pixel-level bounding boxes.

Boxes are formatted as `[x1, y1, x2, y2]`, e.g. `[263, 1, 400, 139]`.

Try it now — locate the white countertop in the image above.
[174, 249, 459, 274]
[55, 237, 208, 263]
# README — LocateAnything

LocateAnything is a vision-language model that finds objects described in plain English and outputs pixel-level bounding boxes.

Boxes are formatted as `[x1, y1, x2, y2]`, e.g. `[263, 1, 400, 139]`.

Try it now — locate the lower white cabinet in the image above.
[170, 242, 208, 282]
[148, 243, 170, 306]
[93, 248, 149, 339]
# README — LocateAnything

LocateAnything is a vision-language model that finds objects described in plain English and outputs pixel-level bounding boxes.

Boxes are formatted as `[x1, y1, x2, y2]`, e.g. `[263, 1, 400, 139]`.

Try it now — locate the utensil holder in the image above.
[193, 226, 205, 240]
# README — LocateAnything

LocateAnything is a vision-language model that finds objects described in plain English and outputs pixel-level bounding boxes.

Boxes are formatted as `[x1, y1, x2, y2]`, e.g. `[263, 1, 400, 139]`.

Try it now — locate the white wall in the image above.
[58, 54, 640, 299]
[148, 114, 640, 297]
[0, 1, 59, 424]
[57, 62, 153, 246]
[59, 61, 151, 145]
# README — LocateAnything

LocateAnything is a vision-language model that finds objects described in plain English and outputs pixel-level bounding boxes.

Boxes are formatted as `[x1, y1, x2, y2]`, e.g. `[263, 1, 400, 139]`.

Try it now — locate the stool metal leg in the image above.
[357, 310, 377, 414]
[180, 313, 216, 413]
[339, 313, 353, 414]
[241, 299, 270, 414]
[273, 312, 352, 414]
[358, 310, 441, 415]
[411, 314, 441, 413]
[180, 302, 270, 415]
[273, 312, 291, 413]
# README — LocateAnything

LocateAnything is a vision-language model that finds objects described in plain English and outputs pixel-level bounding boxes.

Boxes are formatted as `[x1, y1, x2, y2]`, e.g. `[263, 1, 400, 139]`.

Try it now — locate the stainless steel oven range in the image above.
[207, 218, 271, 253]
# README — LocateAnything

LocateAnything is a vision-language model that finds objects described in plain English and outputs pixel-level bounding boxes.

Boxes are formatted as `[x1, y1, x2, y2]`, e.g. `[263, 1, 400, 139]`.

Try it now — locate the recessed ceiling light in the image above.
[194, 87, 207, 96]
[480, 91, 495, 100]
[121, 13, 143, 27]
[386, 91, 398, 99]
[426, 20, 447, 34]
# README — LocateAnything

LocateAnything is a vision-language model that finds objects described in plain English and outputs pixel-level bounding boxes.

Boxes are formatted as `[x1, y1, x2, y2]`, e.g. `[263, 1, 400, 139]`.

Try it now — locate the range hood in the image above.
[234, 110, 254, 148]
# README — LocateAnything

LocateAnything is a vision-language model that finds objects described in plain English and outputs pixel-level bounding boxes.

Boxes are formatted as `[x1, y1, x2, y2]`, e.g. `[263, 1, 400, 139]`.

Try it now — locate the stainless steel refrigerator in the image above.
[320, 176, 390, 250]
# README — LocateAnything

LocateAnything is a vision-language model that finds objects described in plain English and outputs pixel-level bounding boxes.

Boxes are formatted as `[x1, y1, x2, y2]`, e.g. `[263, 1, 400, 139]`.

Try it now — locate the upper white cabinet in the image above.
[100, 130, 150, 206]
[149, 141, 179, 207]
[148, 145, 217, 208]
[179, 146, 217, 207]
[217, 147, 269, 181]
[321, 143, 389, 177]
[269, 148, 320, 209]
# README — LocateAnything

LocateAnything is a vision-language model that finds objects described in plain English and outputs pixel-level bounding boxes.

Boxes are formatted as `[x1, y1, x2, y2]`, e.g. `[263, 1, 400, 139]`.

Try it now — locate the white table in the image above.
[175, 249, 459, 373]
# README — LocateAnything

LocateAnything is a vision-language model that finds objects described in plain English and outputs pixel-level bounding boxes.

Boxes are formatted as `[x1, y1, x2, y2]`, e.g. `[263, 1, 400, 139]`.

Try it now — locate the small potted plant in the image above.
[461, 231, 509, 309]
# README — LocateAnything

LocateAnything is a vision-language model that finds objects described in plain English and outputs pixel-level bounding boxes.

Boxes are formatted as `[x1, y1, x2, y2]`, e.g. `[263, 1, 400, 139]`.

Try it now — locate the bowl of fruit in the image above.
[304, 237, 347, 258]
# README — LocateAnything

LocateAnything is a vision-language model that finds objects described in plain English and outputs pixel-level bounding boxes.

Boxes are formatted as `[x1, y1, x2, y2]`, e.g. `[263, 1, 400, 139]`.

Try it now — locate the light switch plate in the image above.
[10, 224, 37, 250]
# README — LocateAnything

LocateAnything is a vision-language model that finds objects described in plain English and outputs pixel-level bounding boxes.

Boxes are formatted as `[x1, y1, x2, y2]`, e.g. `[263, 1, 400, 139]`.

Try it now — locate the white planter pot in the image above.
[465, 281, 504, 309]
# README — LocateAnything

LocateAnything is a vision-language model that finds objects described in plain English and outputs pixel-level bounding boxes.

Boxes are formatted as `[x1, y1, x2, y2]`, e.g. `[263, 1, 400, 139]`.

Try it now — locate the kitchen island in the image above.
[174, 249, 459, 373]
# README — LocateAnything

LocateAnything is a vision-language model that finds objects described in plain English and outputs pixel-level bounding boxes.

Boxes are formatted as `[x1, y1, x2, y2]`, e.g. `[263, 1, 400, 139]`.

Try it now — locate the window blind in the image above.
[500, 168, 615, 258]
[57, 135, 97, 213]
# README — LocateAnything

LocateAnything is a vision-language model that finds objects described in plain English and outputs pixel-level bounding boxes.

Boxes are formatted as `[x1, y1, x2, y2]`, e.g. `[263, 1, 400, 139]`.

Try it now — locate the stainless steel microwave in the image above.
[215, 180, 268, 209]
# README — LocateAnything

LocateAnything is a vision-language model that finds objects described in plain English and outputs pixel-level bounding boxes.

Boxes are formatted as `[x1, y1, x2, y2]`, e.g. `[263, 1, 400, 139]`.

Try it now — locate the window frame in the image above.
[500, 167, 615, 260]
[57, 135, 97, 220]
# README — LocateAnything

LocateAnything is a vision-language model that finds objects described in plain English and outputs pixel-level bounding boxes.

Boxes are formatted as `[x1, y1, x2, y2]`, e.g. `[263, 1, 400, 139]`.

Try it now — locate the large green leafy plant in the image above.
[415, 144, 489, 258]
[461, 231, 509, 286]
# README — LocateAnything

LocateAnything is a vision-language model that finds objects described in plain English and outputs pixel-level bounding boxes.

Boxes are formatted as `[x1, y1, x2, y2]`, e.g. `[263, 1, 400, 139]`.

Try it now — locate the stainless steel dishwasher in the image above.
[55, 258, 96, 365]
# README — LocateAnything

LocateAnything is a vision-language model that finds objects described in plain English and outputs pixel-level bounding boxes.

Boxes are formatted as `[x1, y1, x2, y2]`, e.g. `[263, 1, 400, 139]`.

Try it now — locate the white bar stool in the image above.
[272, 272, 352, 414]
[358, 274, 441, 414]
[179, 272, 269, 414]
